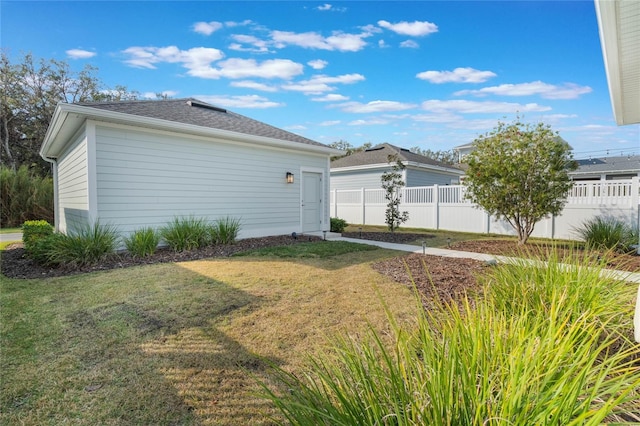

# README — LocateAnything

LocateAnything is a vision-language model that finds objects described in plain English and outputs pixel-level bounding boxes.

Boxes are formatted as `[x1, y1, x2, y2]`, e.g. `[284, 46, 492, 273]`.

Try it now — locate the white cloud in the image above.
[191, 58, 304, 80]
[308, 59, 328, 70]
[142, 90, 179, 99]
[283, 74, 364, 94]
[66, 49, 96, 59]
[229, 34, 271, 53]
[454, 81, 593, 99]
[193, 21, 223, 35]
[286, 124, 307, 130]
[196, 94, 283, 109]
[225, 20, 253, 27]
[377, 20, 438, 36]
[348, 118, 391, 126]
[417, 67, 497, 84]
[318, 3, 332, 11]
[316, 3, 346, 12]
[312, 94, 349, 102]
[378, 40, 388, 48]
[339, 100, 417, 113]
[320, 120, 342, 126]
[411, 113, 463, 123]
[122, 45, 224, 71]
[271, 30, 370, 52]
[230, 80, 278, 92]
[400, 40, 419, 49]
[421, 99, 551, 114]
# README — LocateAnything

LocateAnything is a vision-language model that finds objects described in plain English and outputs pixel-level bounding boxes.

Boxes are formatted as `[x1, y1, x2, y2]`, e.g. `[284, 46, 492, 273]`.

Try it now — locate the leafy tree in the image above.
[381, 154, 409, 232]
[329, 140, 372, 160]
[464, 118, 577, 245]
[0, 51, 139, 174]
[409, 146, 458, 165]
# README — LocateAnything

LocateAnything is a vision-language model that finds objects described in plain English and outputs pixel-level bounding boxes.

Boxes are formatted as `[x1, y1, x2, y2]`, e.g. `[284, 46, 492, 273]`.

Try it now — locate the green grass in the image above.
[1, 244, 415, 425]
[0, 227, 21, 234]
[235, 240, 378, 258]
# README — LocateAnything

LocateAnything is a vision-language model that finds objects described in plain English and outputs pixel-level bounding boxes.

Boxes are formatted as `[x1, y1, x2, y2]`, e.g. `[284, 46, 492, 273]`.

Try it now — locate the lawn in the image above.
[1, 244, 417, 425]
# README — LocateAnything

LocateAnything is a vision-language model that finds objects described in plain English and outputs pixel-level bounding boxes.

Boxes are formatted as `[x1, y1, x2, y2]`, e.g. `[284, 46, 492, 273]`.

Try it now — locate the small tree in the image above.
[381, 154, 409, 232]
[464, 118, 577, 245]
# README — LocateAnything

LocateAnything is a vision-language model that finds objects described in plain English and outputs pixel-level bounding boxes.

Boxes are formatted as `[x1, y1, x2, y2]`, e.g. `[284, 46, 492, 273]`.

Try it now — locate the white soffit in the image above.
[595, 0, 640, 125]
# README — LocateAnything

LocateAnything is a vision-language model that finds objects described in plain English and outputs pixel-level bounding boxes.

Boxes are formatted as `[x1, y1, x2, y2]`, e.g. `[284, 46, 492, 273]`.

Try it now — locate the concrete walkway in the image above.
[0, 232, 22, 243]
[328, 235, 640, 284]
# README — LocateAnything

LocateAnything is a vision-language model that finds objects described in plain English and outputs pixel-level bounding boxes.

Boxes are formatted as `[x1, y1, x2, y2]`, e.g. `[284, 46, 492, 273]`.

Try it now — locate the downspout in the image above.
[41, 156, 59, 232]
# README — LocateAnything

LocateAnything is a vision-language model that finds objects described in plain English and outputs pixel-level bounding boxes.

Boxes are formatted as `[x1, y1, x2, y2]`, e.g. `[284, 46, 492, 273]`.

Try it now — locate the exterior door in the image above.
[302, 172, 322, 232]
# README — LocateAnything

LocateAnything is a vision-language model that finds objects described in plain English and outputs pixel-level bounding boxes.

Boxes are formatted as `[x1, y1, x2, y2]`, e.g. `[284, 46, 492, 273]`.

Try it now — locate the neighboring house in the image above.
[40, 98, 339, 239]
[330, 143, 464, 191]
[571, 155, 640, 181]
[452, 142, 474, 164]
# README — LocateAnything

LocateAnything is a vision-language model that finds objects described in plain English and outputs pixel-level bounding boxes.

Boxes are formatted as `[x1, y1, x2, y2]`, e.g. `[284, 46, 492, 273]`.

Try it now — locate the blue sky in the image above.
[2, 1, 639, 158]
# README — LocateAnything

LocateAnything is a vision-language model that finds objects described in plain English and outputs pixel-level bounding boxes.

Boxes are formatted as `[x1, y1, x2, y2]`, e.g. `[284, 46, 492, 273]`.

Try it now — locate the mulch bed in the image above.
[342, 232, 435, 244]
[1, 234, 322, 279]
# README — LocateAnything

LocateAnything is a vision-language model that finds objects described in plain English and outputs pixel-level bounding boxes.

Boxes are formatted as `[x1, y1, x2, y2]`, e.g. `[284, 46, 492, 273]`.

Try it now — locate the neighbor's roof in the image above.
[571, 155, 640, 175]
[331, 143, 463, 174]
[595, 0, 640, 125]
[41, 98, 338, 159]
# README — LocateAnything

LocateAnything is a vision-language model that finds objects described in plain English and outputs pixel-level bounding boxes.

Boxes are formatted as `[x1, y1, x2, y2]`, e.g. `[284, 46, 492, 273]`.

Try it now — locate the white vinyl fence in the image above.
[330, 177, 640, 241]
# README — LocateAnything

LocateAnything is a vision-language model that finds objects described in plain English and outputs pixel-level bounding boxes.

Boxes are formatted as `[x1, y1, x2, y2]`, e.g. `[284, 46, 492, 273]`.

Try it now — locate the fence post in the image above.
[361, 187, 366, 225]
[433, 184, 439, 230]
[333, 188, 338, 218]
[632, 177, 639, 255]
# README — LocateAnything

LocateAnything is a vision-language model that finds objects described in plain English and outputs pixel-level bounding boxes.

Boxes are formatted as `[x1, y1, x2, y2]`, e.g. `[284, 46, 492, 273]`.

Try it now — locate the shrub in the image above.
[210, 216, 241, 245]
[575, 216, 636, 253]
[160, 216, 211, 252]
[262, 257, 640, 424]
[28, 233, 66, 266]
[123, 227, 160, 258]
[22, 220, 53, 254]
[1, 166, 53, 227]
[330, 217, 347, 233]
[32, 222, 119, 267]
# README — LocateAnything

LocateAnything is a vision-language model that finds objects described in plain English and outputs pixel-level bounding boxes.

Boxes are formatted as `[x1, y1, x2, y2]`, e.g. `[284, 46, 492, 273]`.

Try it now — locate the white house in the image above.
[330, 143, 464, 191]
[571, 155, 640, 181]
[39, 98, 340, 239]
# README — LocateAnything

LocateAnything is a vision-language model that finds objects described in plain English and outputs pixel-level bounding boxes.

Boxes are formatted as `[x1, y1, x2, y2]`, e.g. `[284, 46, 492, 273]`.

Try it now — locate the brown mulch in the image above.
[0, 235, 322, 280]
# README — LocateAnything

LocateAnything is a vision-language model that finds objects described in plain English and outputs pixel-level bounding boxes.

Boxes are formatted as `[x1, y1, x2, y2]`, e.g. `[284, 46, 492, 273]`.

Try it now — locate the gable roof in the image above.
[571, 155, 640, 175]
[41, 98, 338, 159]
[331, 143, 463, 174]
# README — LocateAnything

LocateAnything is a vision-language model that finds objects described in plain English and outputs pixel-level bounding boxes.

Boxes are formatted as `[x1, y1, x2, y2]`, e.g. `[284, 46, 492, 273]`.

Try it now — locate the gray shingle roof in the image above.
[331, 143, 462, 171]
[572, 155, 640, 174]
[77, 98, 327, 148]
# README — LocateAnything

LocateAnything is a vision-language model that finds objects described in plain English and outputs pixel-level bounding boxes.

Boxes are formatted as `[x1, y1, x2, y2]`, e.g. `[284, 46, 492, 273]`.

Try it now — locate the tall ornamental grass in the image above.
[575, 216, 638, 253]
[0, 165, 53, 227]
[160, 216, 211, 252]
[210, 216, 241, 245]
[263, 257, 640, 425]
[30, 222, 119, 267]
[123, 227, 160, 258]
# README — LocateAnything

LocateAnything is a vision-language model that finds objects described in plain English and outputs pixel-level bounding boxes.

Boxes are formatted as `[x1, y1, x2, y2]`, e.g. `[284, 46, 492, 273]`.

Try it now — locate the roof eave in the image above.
[41, 103, 340, 159]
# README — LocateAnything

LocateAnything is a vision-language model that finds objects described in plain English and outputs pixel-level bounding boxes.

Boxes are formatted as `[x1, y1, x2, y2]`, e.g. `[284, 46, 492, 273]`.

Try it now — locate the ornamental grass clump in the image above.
[262, 257, 640, 425]
[32, 222, 119, 267]
[160, 216, 211, 252]
[123, 227, 160, 258]
[575, 216, 637, 253]
[210, 216, 241, 245]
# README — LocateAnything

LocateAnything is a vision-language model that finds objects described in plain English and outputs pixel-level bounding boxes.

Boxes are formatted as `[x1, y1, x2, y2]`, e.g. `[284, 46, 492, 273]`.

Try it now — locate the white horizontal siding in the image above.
[406, 168, 460, 186]
[330, 169, 387, 190]
[94, 124, 328, 238]
[56, 131, 89, 234]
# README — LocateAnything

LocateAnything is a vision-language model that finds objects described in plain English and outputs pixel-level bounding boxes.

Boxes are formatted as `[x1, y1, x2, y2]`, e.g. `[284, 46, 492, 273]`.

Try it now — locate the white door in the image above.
[302, 172, 322, 232]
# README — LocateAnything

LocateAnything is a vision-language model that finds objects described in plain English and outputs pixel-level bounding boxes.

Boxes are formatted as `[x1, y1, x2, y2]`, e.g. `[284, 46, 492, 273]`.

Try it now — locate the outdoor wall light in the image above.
[286, 172, 294, 184]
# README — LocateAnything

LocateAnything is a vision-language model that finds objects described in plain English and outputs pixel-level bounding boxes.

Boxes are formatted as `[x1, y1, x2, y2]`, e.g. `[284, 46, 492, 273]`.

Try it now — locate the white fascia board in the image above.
[570, 169, 639, 175]
[330, 163, 396, 173]
[595, 0, 624, 125]
[41, 103, 341, 158]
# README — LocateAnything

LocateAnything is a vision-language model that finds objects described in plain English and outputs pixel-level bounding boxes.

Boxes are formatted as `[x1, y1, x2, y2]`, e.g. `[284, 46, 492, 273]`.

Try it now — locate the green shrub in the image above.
[22, 220, 53, 254]
[1, 166, 53, 227]
[28, 233, 66, 266]
[262, 257, 640, 424]
[160, 216, 211, 252]
[330, 217, 347, 233]
[210, 216, 241, 245]
[574, 216, 636, 253]
[33, 222, 119, 267]
[123, 227, 160, 258]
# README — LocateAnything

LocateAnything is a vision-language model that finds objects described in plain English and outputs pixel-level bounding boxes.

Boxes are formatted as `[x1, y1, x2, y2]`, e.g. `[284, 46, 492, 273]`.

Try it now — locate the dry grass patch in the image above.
[1, 248, 417, 425]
